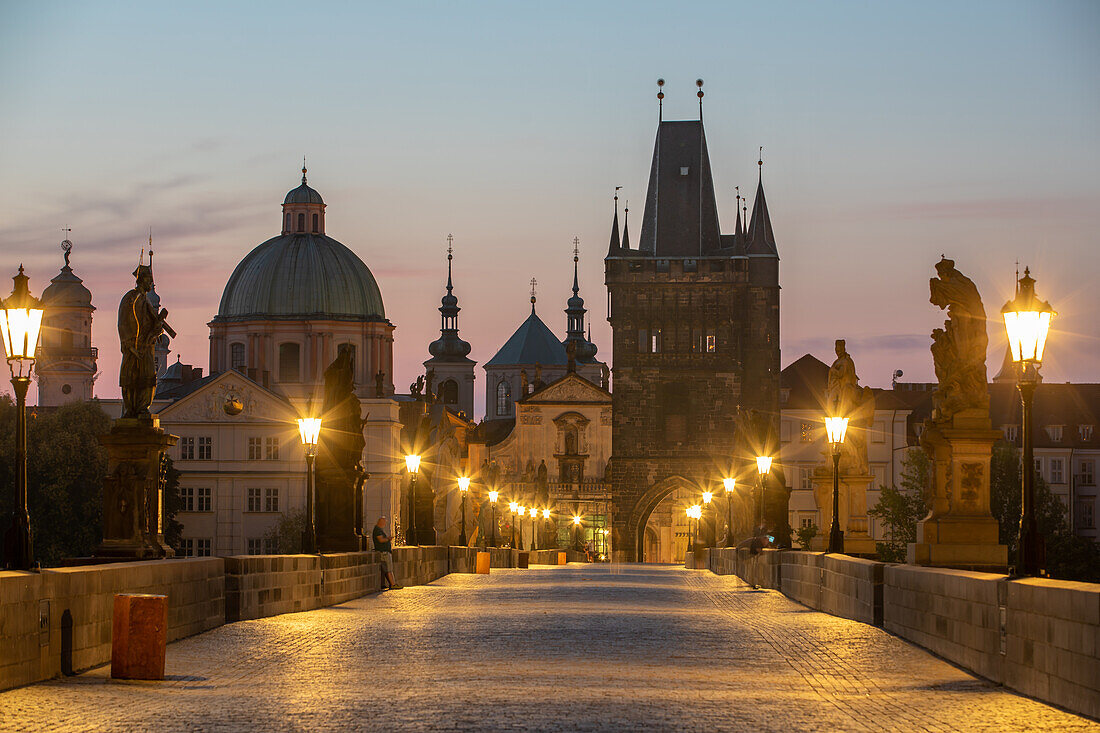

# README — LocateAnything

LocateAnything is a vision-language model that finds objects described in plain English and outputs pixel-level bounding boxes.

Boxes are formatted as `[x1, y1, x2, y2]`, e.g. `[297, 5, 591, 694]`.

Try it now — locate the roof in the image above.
[41, 264, 93, 309]
[520, 371, 611, 405]
[746, 171, 777, 256]
[213, 233, 385, 321]
[469, 417, 515, 446]
[990, 382, 1100, 450]
[485, 310, 568, 367]
[780, 354, 829, 409]
[284, 182, 324, 206]
[637, 120, 722, 257]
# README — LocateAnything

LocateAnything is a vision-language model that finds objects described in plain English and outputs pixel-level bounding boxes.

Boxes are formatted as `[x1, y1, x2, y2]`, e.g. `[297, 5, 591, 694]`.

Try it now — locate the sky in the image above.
[1, 1, 1098, 416]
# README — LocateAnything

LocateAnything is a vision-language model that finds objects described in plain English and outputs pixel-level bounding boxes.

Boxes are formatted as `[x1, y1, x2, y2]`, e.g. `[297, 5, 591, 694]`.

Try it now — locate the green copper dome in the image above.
[215, 233, 385, 321]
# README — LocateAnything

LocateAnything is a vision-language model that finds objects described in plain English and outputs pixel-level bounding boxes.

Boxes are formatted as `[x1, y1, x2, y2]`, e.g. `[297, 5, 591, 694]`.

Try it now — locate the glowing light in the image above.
[1002, 268, 1055, 364]
[824, 417, 849, 445]
[702, 491, 713, 504]
[542, 508, 550, 519]
[723, 477, 735, 492]
[572, 515, 581, 525]
[756, 456, 773, 476]
[297, 417, 322, 447]
[457, 476, 470, 492]
[404, 454, 421, 474]
[0, 268, 43, 363]
[488, 490, 499, 503]
[518, 506, 526, 517]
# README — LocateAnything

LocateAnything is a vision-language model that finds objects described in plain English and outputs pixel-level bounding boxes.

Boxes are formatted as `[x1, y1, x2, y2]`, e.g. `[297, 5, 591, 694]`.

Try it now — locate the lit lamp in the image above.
[517, 505, 526, 551]
[1002, 267, 1055, 577]
[487, 490, 499, 547]
[1, 266, 43, 570]
[509, 501, 519, 548]
[755, 456, 772, 535]
[824, 416, 849, 554]
[296, 417, 322, 554]
[701, 490, 714, 548]
[572, 514, 582, 552]
[722, 478, 736, 548]
[541, 508, 550, 552]
[688, 504, 702, 553]
[404, 454, 421, 546]
[457, 476, 471, 547]
[527, 507, 537, 551]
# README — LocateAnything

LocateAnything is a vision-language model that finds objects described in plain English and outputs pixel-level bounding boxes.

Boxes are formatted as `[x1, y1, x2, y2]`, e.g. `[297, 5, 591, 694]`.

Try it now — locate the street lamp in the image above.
[457, 476, 471, 547]
[296, 417, 322, 554]
[572, 514, 582, 551]
[755, 456, 772, 535]
[405, 454, 421, 546]
[516, 504, 526, 550]
[701, 490, 714, 548]
[722, 478, 736, 548]
[824, 417, 850, 554]
[1, 266, 43, 571]
[541, 508, 550, 551]
[487, 490, 499, 547]
[688, 504, 701, 553]
[509, 501, 519, 548]
[527, 507, 537, 551]
[1002, 267, 1055, 577]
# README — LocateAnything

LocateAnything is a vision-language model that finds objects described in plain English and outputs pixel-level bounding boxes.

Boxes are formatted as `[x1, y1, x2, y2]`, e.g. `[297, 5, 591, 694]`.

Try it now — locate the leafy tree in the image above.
[869, 448, 931, 562]
[162, 456, 184, 551]
[263, 509, 304, 554]
[795, 522, 818, 550]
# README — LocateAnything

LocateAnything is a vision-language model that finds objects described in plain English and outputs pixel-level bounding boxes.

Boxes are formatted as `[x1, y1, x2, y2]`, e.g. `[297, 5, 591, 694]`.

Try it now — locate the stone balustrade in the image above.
[704, 547, 1100, 719]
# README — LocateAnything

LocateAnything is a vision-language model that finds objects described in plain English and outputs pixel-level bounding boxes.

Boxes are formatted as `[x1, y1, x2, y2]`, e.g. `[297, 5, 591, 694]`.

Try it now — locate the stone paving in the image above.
[1, 564, 1096, 732]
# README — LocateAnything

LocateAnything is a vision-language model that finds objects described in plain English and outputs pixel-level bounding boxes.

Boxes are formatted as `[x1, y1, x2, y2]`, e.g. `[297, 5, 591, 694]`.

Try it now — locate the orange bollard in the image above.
[557, 551, 566, 565]
[476, 551, 491, 574]
[111, 593, 167, 680]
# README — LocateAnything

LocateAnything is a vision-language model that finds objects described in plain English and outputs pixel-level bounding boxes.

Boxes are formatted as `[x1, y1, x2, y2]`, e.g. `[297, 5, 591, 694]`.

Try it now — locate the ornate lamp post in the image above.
[755, 456, 773, 535]
[296, 417, 322, 554]
[722, 478, 736, 547]
[516, 505, 526, 550]
[527, 507, 537, 551]
[509, 501, 518, 548]
[457, 476, 470, 547]
[487, 490, 499, 547]
[824, 417, 850, 554]
[404, 454, 421, 546]
[701, 490, 714, 548]
[1002, 268, 1055, 577]
[572, 514, 582, 551]
[1, 266, 43, 571]
[541, 508, 550, 551]
[688, 505, 701, 553]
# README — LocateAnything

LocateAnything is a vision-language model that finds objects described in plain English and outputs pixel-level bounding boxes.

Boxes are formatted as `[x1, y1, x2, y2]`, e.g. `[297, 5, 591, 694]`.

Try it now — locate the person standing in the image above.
[372, 517, 402, 590]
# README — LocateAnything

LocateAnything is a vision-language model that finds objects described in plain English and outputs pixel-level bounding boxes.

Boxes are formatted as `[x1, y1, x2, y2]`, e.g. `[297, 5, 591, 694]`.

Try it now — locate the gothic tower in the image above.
[37, 238, 98, 405]
[604, 106, 782, 561]
[424, 238, 475, 418]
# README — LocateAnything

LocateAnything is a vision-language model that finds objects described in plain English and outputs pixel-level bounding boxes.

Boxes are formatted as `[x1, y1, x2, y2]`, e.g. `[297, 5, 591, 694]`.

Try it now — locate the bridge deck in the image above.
[2, 564, 1095, 731]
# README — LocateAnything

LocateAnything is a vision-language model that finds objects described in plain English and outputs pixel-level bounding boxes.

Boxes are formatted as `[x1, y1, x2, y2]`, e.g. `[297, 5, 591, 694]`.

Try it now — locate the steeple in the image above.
[425, 235, 476, 417]
[747, 150, 777, 255]
[563, 239, 598, 363]
[607, 189, 622, 255]
[734, 186, 744, 243]
[622, 202, 631, 250]
[426, 234, 472, 363]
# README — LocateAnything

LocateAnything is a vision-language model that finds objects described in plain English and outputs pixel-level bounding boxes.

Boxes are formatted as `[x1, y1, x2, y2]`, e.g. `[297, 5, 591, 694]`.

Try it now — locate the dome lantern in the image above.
[282, 162, 326, 235]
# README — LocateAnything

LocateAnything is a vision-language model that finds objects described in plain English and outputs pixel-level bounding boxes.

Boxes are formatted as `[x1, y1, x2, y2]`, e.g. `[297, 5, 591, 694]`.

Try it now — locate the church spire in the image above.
[426, 234, 471, 363]
[563, 238, 598, 363]
[607, 188, 622, 255]
[622, 201, 631, 250]
[734, 186, 744, 241]
[747, 149, 777, 255]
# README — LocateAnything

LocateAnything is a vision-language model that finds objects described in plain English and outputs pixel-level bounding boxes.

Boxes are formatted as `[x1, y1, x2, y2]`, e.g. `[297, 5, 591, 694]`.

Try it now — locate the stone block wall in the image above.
[0, 559, 224, 692]
[392, 546, 449, 586]
[225, 555, 321, 622]
[822, 555, 883, 626]
[321, 552, 382, 606]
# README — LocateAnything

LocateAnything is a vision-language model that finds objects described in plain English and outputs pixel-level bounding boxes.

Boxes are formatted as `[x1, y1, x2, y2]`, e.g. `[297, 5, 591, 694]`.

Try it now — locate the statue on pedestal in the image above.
[118, 263, 174, 419]
[316, 345, 367, 552]
[928, 257, 989, 424]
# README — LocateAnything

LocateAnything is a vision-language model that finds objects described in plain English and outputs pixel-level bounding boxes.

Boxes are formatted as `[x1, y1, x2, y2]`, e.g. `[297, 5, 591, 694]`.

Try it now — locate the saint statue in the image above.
[928, 258, 989, 423]
[118, 262, 173, 419]
[825, 339, 874, 475]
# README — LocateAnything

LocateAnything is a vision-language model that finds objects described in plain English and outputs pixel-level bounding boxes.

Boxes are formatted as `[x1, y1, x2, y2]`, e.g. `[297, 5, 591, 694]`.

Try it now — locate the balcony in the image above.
[37, 346, 98, 360]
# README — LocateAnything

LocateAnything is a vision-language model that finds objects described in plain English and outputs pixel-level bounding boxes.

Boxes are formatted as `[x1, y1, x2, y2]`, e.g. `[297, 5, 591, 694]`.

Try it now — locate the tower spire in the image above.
[734, 186, 743, 240]
[530, 277, 537, 313]
[657, 78, 664, 122]
[607, 187, 622, 255]
[747, 148, 777, 254]
[696, 78, 704, 120]
[572, 237, 580, 296]
[622, 200, 631, 250]
[302, 155, 307, 184]
[446, 233, 454, 293]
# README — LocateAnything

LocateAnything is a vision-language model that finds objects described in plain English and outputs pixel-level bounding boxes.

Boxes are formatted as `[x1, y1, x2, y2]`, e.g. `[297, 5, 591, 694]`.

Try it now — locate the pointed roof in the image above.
[992, 344, 1018, 384]
[426, 239, 473, 365]
[486, 310, 568, 367]
[606, 197, 621, 255]
[747, 162, 777, 255]
[621, 204, 631, 250]
[520, 371, 612, 405]
[637, 120, 722, 256]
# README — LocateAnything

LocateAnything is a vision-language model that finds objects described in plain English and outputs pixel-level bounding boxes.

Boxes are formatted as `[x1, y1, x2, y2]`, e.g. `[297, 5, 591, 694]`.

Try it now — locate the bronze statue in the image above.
[118, 263, 174, 418]
[410, 375, 424, 399]
[374, 370, 385, 398]
[825, 339, 874, 475]
[425, 368, 436, 402]
[929, 258, 989, 423]
[316, 345, 366, 551]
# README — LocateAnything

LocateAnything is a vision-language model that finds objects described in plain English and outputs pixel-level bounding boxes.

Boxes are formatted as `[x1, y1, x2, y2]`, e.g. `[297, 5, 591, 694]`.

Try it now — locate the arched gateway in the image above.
[604, 105, 785, 562]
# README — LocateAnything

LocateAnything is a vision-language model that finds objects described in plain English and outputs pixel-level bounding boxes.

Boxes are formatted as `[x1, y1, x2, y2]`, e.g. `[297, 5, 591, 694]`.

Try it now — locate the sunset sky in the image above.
[2, 1, 1098, 415]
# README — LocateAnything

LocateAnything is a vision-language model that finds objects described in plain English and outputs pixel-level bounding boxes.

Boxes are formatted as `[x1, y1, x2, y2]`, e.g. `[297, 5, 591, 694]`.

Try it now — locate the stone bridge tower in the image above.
[605, 112, 782, 562]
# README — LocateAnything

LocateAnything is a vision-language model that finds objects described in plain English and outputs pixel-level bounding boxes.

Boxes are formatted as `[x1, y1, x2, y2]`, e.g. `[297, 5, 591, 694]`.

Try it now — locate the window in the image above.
[247, 538, 263, 555]
[800, 517, 815, 529]
[194, 538, 212, 557]
[1050, 458, 1065, 484]
[297, 213, 305, 232]
[872, 421, 886, 443]
[1080, 460, 1095, 486]
[780, 421, 791, 443]
[197, 436, 212, 460]
[1004, 425, 1019, 443]
[196, 487, 212, 512]
[180, 437, 195, 460]
[248, 437, 262, 460]
[800, 422, 814, 442]
[285, 213, 291, 231]
[1081, 425, 1094, 441]
[705, 328, 716, 353]
[179, 538, 194, 557]
[692, 328, 703, 353]
[637, 329, 648, 353]
[180, 487, 195, 512]
[264, 488, 280, 513]
[311, 213, 318, 232]
[495, 380, 512, 417]
[247, 488, 262, 512]
[265, 437, 279, 460]
[230, 343, 246, 373]
[1077, 501, 1095, 530]
[440, 379, 458, 405]
[1046, 425, 1063, 442]
[650, 328, 662, 354]
[1033, 458, 1042, 478]
[279, 343, 301, 382]
[264, 537, 279, 554]
[801, 468, 813, 491]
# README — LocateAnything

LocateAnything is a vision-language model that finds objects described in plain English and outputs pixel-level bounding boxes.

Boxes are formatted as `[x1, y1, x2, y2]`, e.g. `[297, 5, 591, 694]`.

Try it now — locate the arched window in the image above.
[297, 213, 305, 232]
[312, 213, 318, 232]
[440, 379, 458, 405]
[285, 213, 291, 231]
[495, 380, 512, 416]
[230, 343, 246, 373]
[278, 342, 300, 382]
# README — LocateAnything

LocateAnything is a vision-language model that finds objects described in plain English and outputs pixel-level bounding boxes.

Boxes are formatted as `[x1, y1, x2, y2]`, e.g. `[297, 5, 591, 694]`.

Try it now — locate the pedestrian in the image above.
[372, 517, 402, 590]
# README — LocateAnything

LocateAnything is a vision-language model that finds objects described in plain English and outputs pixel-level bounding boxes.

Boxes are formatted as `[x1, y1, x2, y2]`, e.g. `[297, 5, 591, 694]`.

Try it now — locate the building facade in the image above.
[36, 240, 97, 406]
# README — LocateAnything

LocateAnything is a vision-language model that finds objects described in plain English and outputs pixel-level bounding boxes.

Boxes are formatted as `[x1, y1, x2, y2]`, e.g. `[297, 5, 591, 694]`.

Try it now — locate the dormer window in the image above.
[1081, 425, 1094, 441]
[1046, 425, 1063, 442]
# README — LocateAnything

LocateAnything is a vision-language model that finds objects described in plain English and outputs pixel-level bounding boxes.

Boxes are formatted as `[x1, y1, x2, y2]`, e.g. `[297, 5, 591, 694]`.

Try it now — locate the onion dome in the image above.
[427, 239, 473, 362]
[562, 242, 598, 362]
[41, 240, 93, 309]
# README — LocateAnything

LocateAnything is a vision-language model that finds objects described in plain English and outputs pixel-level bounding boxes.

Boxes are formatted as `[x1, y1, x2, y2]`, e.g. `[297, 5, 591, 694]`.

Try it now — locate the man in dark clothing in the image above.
[373, 517, 401, 590]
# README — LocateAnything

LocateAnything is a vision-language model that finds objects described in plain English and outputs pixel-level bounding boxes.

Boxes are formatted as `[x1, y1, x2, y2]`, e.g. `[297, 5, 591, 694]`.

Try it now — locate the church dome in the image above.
[41, 251, 93, 309]
[215, 233, 385, 321]
[284, 181, 324, 206]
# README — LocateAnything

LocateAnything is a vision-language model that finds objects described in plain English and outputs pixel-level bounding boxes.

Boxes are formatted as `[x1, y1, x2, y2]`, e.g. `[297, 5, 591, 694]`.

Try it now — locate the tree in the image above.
[869, 447, 931, 562]
[795, 522, 818, 550]
[162, 456, 184, 551]
[263, 509, 304, 554]
[0, 398, 109, 566]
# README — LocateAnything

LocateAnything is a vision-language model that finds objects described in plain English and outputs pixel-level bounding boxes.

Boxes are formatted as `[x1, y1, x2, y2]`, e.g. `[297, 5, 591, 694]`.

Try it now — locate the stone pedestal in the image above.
[96, 417, 177, 559]
[316, 466, 363, 553]
[812, 469, 877, 555]
[907, 410, 1008, 571]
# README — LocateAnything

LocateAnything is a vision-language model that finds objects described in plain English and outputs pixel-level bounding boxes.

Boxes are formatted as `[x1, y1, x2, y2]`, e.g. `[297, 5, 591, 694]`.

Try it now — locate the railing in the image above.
[37, 346, 98, 359]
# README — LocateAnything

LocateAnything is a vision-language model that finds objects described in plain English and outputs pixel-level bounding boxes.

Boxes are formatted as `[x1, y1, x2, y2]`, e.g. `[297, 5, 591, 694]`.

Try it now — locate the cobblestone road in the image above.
[2, 564, 1096, 732]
